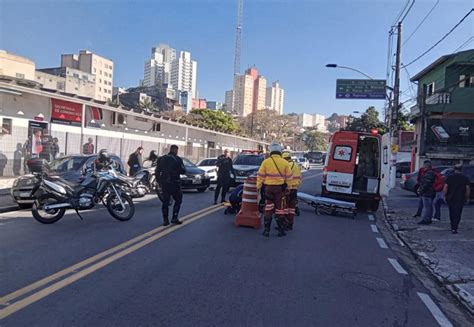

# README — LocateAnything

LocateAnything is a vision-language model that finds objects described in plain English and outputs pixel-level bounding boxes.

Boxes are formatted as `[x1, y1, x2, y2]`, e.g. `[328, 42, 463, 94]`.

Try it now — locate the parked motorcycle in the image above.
[29, 160, 135, 224]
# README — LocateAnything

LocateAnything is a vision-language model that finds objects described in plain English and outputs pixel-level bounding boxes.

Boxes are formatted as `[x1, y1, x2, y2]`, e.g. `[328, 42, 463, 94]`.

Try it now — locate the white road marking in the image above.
[376, 237, 388, 249]
[417, 292, 453, 327]
[370, 224, 379, 233]
[388, 258, 408, 275]
[368, 214, 374, 221]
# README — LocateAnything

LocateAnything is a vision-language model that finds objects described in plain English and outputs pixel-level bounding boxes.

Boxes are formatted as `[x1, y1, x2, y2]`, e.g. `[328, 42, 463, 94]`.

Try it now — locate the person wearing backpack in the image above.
[127, 147, 144, 176]
[417, 160, 436, 225]
[432, 168, 445, 221]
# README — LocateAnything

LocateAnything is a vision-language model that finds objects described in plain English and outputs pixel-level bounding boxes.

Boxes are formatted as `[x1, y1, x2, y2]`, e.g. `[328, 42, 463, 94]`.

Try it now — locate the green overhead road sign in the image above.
[336, 79, 386, 99]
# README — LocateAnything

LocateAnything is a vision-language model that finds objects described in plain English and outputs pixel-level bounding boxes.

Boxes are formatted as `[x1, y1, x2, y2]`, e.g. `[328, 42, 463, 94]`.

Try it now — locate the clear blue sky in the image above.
[1, 0, 473, 117]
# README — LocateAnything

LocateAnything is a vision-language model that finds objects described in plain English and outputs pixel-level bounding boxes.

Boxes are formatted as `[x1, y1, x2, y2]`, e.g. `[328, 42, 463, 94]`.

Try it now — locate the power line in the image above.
[392, 0, 411, 26]
[453, 36, 474, 52]
[403, 0, 439, 45]
[403, 8, 474, 68]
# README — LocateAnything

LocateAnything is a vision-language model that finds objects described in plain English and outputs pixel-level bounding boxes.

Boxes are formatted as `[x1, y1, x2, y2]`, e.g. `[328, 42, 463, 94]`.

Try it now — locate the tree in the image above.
[327, 113, 339, 122]
[139, 97, 159, 112]
[238, 110, 298, 142]
[397, 109, 415, 132]
[190, 109, 240, 133]
[346, 106, 387, 134]
[303, 131, 328, 151]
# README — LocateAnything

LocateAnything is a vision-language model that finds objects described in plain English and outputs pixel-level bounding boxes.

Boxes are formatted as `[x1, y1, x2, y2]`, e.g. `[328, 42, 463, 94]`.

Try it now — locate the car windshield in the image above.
[198, 159, 217, 166]
[182, 158, 197, 168]
[234, 155, 264, 166]
[298, 158, 305, 162]
[48, 157, 87, 173]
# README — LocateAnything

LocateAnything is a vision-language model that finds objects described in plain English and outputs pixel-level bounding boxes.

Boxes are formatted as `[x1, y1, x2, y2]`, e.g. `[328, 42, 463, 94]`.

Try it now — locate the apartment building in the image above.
[0, 50, 35, 80]
[35, 67, 96, 98]
[170, 51, 197, 97]
[265, 81, 285, 115]
[233, 67, 267, 117]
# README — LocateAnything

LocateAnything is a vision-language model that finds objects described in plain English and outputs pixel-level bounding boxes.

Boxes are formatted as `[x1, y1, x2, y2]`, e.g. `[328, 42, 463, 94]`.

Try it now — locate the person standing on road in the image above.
[155, 145, 186, 226]
[432, 168, 445, 221]
[214, 149, 234, 204]
[128, 147, 144, 176]
[413, 165, 427, 218]
[417, 160, 436, 225]
[444, 164, 470, 234]
[282, 151, 301, 231]
[257, 142, 292, 237]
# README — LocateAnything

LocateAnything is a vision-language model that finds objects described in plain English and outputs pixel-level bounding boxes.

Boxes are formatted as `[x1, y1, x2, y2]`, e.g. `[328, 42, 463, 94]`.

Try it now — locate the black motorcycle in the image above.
[30, 160, 135, 224]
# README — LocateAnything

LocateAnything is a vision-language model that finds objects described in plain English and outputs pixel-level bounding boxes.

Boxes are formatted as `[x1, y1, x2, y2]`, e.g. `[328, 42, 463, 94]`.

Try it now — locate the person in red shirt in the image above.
[432, 169, 445, 221]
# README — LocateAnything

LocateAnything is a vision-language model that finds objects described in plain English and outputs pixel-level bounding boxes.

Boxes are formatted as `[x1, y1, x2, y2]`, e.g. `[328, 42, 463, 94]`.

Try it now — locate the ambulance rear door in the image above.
[326, 132, 358, 194]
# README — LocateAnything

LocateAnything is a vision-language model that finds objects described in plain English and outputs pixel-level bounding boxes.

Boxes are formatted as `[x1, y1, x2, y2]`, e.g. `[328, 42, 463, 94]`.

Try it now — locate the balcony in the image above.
[425, 92, 451, 105]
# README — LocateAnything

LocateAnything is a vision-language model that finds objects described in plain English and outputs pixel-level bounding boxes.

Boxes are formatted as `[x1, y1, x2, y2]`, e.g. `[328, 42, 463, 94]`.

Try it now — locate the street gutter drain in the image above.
[342, 272, 391, 291]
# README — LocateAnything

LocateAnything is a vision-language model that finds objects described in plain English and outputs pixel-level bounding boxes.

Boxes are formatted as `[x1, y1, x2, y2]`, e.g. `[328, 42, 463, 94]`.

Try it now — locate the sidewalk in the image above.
[383, 187, 474, 314]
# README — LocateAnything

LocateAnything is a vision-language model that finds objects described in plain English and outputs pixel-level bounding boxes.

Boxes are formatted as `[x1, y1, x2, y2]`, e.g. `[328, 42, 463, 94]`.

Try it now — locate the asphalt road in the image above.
[0, 167, 466, 326]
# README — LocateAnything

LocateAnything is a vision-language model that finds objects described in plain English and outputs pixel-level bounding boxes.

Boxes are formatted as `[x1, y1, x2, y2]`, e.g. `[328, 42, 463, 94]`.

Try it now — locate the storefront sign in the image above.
[51, 98, 82, 126]
[85, 105, 103, 128]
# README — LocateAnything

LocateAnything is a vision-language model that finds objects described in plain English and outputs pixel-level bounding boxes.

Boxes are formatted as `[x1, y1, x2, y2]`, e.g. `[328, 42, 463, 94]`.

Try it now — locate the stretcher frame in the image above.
[297, 192, 357, 219]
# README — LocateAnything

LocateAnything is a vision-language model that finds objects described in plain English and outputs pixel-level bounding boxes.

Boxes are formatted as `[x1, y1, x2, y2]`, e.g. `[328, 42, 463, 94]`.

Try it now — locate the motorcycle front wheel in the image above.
[106, 193, 135, 221]
[32, 198, 66, 224]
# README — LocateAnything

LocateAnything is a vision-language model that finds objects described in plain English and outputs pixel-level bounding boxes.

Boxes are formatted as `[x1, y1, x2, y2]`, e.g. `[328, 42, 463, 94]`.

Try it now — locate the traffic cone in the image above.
[235, 176, 261, 229]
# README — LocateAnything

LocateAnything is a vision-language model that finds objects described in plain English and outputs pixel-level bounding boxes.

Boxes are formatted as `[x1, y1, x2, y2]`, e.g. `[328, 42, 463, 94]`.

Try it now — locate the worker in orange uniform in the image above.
[257, 142, 292, 237]
[282, 150, 301, 231]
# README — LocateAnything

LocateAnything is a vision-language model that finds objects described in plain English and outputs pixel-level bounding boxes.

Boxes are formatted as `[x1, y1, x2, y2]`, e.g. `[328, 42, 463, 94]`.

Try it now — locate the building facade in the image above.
[233, 67, 267, 117]
[192, 98, 207, 109]
[142, 44, 176, 88]
[170, 51, 197, 98]
[0, 50, 35, 80]
[61, 50, 114, 101]
[35, 67, 96, 99]
[410, 49, 474, 169]
[265, 81, 284, 115]
[224, 90, 234, 113]
[207, 101, 223, 110]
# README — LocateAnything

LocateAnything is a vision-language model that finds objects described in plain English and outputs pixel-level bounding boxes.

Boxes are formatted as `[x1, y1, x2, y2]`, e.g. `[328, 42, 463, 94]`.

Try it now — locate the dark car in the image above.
[395, 161, 411, 178]
[11, 154, 125, 208]
[441, 165, 474, 202]
[400, 165, 451, 195]
[180, 158, 211, 192]
[232, 153, 265, 184]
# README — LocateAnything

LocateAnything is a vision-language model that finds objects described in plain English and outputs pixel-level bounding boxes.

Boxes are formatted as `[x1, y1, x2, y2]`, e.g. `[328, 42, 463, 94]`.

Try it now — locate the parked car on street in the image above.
[400, 165, 451, 195]
[196, 157, 218, 183]
[232, 153, 265, 184]
[441, 165, 474, 202]
[395, 161, 411, 178]
[180, 158, 211, 192]
[11, 154, 125, 208]
[296, 157, 310, 170]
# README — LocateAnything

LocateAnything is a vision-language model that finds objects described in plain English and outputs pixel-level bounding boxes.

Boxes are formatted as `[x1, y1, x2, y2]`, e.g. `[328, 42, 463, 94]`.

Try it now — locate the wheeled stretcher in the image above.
[297, 192, 357, 219]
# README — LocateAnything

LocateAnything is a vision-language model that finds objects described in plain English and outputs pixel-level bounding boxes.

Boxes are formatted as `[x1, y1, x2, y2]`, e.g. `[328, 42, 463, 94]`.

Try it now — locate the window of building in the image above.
[100, 70, 102, 75]
[1, 118, 12, 135]
[99, 87, 102, 91]
[459, 75, 473, 88]
[93, 68, 96, 73]
[105, 64, 108, 69]
[75, 87, 78, 91]
[426, 82, 435, 96]
[57, 82, 65, 90]
[16, 73, 25, 79]
[83, 75, 88, 80]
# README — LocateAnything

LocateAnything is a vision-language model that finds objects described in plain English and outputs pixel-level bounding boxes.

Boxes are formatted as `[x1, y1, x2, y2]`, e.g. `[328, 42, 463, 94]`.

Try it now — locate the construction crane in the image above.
[233, 0, 243, 75]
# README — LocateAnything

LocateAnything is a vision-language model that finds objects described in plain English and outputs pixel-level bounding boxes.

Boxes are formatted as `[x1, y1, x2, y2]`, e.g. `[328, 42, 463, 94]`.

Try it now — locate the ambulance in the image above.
[321, 130, 390, 211]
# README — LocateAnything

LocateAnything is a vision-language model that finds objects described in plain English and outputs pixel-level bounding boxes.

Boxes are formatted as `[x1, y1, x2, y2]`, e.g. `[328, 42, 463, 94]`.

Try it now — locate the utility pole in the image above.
[389, 22, 402, 188]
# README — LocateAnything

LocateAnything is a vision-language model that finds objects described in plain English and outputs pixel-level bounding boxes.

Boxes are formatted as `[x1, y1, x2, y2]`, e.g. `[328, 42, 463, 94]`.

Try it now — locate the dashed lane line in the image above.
[417, 292, 453, 327]
[370, 224, 379, 233]
[376, 237, 388, 249]
[388, 258, 408, 275]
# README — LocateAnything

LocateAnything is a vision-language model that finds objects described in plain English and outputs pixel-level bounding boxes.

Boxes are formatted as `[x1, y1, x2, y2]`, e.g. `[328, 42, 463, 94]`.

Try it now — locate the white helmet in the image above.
[269, 141, 283, 153]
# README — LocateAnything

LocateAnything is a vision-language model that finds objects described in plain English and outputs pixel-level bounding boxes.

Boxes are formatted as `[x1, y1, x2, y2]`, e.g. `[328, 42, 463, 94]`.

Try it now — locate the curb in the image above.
[380, 196, 474, 315]
[0, 206, 20, 213]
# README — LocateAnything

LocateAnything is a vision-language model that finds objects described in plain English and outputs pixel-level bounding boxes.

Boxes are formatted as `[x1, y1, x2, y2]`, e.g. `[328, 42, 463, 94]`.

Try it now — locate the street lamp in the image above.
[325, 64, 374, 80]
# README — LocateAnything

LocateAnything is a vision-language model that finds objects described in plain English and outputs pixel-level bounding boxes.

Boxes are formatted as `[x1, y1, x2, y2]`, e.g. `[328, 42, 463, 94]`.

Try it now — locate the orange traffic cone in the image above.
[235, 176, 261, 229]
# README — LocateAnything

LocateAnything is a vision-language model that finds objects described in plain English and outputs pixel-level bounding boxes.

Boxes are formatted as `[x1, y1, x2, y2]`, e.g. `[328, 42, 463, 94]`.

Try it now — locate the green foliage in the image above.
[346, 106, 387, 134]
[397, 109, 415, 132]
[327, 113, 339, 122]
[239, 109, 297, 142]
[190, 109, 239, 133]
[303, 131, 328, 151]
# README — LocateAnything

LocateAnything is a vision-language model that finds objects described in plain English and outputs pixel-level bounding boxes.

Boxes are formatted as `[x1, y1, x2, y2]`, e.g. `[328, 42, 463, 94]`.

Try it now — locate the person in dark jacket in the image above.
[214, 149, 234, 204]
[225, 184, 244, 214]
[148, 150, 159, 167]
[127, 147, 144, 176]
[444, 164, 471, 234]
[417, 160, 436, 225]
[155, 145, 186, 226]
